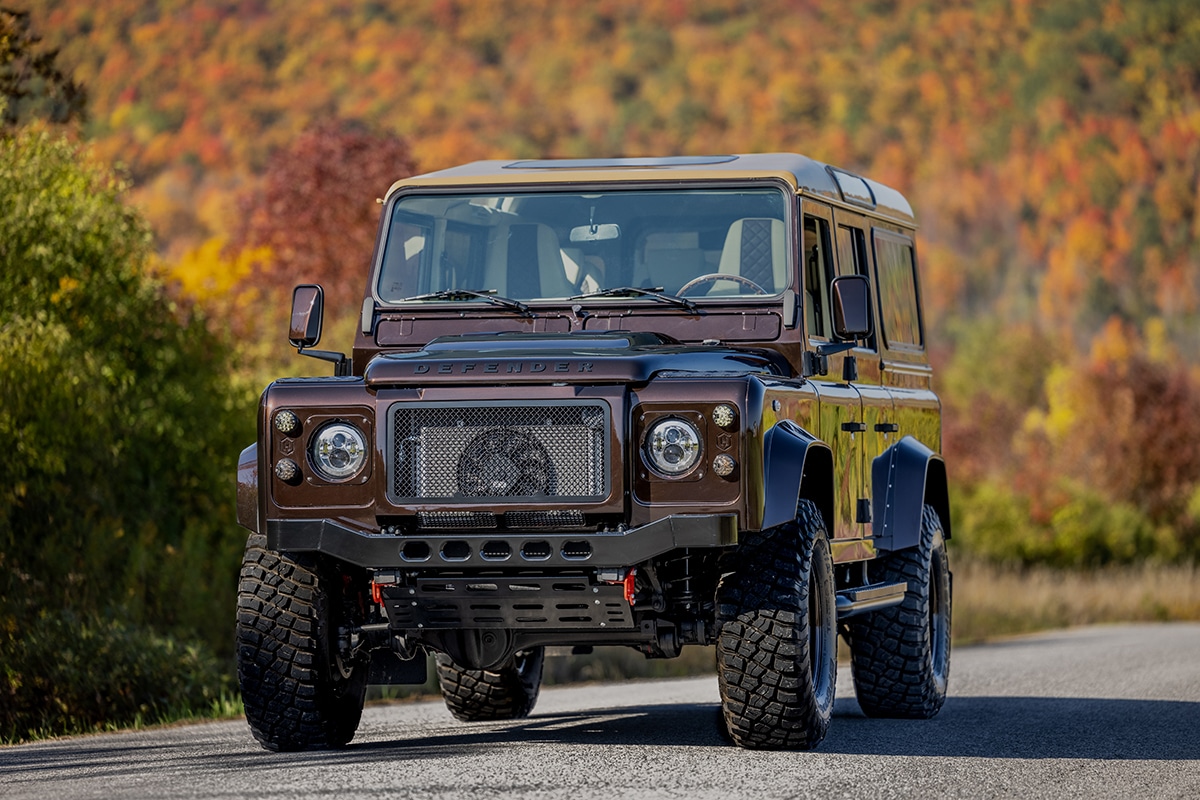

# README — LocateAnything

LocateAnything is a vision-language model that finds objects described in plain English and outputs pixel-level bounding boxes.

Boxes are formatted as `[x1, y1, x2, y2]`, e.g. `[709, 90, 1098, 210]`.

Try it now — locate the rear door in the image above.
[834, 211, 895, 546]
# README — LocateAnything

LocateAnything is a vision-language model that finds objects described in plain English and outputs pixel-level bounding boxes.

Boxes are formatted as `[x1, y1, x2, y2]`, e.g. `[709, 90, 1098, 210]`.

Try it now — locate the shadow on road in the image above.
[3, 695, 1196, 779]
[823, 695, 1200, 760]
[338, 695, 1200, 762]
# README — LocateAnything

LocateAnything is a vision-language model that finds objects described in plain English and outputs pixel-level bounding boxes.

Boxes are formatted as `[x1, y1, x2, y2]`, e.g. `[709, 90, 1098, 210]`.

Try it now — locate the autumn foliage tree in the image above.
[0, 6, 85, 127]
[231, 122, 417, 314]
[1019, 333, 1200, 532]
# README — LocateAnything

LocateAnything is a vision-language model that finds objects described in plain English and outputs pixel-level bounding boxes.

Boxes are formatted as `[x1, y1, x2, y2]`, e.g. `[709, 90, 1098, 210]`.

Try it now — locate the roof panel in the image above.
[386, 153, 915, 226]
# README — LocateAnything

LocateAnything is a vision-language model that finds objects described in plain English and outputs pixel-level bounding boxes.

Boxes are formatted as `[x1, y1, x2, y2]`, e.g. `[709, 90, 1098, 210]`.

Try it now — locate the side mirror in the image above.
[830, 274, 872, 341]
[287, 283, 350, 376]
[289, 284, 324, 349]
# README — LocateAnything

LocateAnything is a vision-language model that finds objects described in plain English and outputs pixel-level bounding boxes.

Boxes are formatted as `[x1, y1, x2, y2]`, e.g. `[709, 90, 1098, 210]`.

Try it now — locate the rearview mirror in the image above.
[289, 284, 324, 349]
[830, 274, 872, 341]
[569, 223, 620, 242]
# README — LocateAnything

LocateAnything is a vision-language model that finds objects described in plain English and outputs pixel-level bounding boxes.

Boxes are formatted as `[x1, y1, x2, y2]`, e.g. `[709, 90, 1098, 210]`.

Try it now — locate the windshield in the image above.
[376, 187, 790, 303]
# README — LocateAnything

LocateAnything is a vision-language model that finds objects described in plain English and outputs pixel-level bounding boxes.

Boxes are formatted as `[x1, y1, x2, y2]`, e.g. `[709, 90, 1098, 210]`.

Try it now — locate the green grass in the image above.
[951, 557, 1200, 644]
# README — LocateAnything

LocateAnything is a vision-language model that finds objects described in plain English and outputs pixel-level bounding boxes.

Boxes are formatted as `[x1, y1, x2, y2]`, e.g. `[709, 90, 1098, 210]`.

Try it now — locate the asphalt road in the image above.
[3, 623, 1198, 799]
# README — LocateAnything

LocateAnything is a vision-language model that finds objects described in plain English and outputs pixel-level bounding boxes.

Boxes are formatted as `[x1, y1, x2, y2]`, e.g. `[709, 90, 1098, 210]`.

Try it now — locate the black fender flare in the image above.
[870, 435, 950, 552]
[760, 420, 834, 532]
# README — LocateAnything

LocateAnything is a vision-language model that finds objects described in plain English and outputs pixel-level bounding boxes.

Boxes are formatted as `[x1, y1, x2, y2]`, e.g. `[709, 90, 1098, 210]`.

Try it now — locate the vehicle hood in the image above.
[363, 332, 786, 386]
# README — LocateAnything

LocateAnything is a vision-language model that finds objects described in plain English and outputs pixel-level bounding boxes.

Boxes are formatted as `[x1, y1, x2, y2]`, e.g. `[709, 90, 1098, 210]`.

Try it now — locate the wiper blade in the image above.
[570, 286, 697, 313]
[402, 289, 532, 316]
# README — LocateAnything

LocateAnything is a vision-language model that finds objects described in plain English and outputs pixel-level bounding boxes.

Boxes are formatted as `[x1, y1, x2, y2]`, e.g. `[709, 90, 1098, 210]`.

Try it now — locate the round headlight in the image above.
[644, 418, 702, 476]
[310, 422, 367, 481]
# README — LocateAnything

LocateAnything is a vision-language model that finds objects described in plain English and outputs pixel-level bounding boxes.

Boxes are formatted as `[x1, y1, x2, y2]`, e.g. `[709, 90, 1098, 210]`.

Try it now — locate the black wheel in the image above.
[236, 534, 367, 751]
[847, 504, 951, 718]
[435, 647, 545, 721]
[715, 499, 838, 750]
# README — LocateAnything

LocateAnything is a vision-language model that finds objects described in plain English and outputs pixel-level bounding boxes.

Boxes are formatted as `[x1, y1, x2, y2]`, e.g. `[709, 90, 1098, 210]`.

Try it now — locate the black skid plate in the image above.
[381, 576, 635, 631]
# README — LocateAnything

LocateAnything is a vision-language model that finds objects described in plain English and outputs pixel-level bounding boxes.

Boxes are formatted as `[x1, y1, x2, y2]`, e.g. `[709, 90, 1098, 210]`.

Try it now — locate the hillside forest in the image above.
[3, 0, 1200, 738]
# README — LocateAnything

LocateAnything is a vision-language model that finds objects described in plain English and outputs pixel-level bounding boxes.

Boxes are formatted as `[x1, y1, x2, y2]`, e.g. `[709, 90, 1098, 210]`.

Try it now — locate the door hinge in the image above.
[856, 498, 872, 524]
[841, 421, 867, 433]
[803, 350, 828, 377]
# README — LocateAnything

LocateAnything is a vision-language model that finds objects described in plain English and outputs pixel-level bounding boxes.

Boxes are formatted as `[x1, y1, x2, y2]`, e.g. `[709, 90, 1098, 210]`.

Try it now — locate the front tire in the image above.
[236, 534, 367, 751]
[435, 648, 545, 721]
[847, 504, 951, 718]
[715, 499, 838, 750]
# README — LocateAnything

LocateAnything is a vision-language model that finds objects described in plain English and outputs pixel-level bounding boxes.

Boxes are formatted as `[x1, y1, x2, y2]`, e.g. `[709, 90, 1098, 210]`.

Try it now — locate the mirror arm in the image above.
[802, 339, 859, 379]
[297, 346, 352, 377]
[816, 340, 857, 358]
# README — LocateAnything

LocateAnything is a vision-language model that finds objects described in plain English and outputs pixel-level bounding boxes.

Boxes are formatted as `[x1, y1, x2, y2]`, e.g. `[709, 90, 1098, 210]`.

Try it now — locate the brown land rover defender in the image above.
[235, 154, 951, 751]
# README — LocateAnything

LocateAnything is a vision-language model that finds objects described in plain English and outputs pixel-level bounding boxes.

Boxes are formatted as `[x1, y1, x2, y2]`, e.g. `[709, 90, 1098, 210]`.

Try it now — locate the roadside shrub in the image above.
[951, 480, 1179, 567]
[1048, 491, 1177, 565]
[0, 611, 231, 743]
[949, 481, 1043, 564]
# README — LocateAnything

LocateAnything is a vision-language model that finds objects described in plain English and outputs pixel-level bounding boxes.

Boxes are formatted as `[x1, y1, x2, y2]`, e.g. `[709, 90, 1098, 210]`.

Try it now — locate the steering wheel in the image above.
[677, 273, 768, 297]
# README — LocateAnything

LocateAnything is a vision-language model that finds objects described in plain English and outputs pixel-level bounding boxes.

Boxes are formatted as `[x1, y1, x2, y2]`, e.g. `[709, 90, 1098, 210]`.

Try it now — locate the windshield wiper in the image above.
[402, 289, 532, 317]
[570, 286, 698, 313]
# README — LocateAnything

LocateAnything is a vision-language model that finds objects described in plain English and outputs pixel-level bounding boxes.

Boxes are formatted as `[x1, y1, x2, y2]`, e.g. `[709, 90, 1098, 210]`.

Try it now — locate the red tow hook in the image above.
[371, 569, 402, 606]
[599, 568, 638, 606]
[623, 568, 637, 607]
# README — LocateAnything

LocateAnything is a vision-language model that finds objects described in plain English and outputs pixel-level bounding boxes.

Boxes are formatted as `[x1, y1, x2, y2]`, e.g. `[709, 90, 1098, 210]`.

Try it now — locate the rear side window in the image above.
[872, 231, 922, 348]
[802, 216, 833, 338]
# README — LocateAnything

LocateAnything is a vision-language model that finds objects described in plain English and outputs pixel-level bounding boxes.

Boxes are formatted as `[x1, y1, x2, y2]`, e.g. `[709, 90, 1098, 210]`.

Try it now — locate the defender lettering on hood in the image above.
[410, 359, 594, 375]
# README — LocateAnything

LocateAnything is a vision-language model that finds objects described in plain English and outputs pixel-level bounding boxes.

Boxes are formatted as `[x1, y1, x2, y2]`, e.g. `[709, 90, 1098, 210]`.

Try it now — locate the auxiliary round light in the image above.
[310, 422, 368, 481]
[712, 454, 736, 477]
[274, 458, 301, 483]
[644, 418, 702, 476]
[274, 409, 301, 436]
[712, 404, 736, 429]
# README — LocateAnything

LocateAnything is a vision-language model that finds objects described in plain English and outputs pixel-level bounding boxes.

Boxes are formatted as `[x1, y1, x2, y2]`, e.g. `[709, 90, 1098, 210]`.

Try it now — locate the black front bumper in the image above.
[267, 513, 739, 569]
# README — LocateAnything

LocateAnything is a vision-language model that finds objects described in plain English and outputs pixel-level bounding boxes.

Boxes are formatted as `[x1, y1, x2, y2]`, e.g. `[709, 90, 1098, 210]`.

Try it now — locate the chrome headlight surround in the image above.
[643, 417, 702, 476]
[309, 421, 368, 482]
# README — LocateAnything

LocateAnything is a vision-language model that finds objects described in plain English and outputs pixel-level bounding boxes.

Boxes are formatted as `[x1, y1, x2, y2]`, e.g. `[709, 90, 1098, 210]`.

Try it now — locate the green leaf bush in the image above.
[0, 128, 253, 739]
[950, 481, 1185, 568]
[0, 611, 231, 743]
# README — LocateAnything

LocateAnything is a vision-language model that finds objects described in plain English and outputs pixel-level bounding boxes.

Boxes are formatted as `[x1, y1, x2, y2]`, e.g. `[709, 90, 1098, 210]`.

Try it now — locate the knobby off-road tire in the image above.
[436, 648, 546, 721]
[715, 499, 838, 750]
[236, 534, 367, 751]
[847, 504, 951, 718]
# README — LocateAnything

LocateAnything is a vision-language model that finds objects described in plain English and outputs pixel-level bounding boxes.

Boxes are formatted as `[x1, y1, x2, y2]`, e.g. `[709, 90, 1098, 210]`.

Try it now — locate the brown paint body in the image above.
[237, 154, 948, 664]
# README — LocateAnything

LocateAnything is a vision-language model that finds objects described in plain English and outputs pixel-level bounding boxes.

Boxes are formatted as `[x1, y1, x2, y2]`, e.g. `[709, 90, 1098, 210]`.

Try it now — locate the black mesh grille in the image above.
[417, 511, 498, 529]
[504, 510, 587, 529]
[390, 402, 608, 502]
